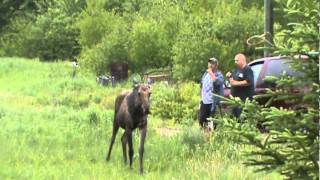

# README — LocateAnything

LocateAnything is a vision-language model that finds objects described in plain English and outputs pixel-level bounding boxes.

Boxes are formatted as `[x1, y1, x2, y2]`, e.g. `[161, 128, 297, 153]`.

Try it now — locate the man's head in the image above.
[208, 57, 219, 71]
[234, 53, 247, 68]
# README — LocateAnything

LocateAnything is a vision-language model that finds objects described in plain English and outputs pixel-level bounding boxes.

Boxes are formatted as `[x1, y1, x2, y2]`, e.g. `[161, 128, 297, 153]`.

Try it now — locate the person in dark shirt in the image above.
[226, 53, 254, 118]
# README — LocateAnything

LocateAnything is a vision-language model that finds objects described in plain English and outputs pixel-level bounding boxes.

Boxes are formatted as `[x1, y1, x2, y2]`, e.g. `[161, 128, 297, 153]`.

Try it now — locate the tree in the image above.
[129, 16, 171, 74]
[0, 0, 36, 32]
[172, 2, 263, 81]
[218, 0, 319, 179]
[0, 0, 84, 60]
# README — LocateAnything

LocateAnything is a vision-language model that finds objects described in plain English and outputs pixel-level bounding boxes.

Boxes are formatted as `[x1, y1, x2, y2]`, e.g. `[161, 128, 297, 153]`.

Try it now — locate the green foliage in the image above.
[75, 2, 113, 49]
[73, 0, 263, 75]
[273, 0, 319, 53]
[181, 128, 206, 152]
[172, 13, 224, 81]
[30, 5, 80, 60]
[78, 13, 129, 75]
[151, 82, 199, 125]
[104, 0, 146, 14]
[129, 16, 171, 73]
[217, 0, 319, 179]
[0, 1, 81, 60]
[75, 1, 133, 75]
[1, 0, 264, 75]
[172, 2, 263, 81]
[138, 0, 184, 45]
[0, 0, 262, 75]
[0, 0, 37, 32]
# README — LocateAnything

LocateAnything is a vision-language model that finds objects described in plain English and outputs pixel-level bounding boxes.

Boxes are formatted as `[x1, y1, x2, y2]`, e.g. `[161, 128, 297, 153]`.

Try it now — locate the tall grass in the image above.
[0, 57, 281, 179]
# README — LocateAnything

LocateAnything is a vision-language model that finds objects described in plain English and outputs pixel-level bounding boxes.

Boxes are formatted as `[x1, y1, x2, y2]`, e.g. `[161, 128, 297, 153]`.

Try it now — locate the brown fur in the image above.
[106, 84, 151, 174]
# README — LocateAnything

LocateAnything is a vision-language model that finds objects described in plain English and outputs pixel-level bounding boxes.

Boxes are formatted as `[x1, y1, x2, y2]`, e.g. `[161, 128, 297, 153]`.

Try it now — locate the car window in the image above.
[265, 59, 297, 77]
[250, 63, 263, 88]
[262, 59, 300, 88]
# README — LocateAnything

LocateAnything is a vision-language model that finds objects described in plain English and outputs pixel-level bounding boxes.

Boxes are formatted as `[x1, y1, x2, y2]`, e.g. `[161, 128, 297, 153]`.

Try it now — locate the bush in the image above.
[78, 16, 129, 75]
[76, 3, 130, 75]
[172, 2, 263, 81]
[151, 82, 200, 125]
[75, 2, 116, 49]
[0, 2, 81, 60]
[128, 16, 171, 73]
[172, 20, 224, 81]
[32, 7, 80, 60]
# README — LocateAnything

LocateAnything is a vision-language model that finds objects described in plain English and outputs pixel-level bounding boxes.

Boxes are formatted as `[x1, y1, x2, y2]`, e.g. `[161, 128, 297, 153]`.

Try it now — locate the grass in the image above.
[0, 57, 282, 179]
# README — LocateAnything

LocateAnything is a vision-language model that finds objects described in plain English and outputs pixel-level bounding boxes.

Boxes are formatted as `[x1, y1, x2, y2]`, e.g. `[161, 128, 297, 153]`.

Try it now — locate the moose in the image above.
[106, 83, 151, 174]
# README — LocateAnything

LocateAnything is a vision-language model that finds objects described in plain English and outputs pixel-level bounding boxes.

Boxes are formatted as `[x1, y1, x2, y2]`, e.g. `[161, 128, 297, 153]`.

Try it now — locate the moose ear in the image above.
[133, 83, 139, 90]
[133, 78, 140, 90]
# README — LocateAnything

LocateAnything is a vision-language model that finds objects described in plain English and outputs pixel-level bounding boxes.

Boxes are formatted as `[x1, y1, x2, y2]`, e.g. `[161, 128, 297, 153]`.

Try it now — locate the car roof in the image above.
[248, 56, 289, 65]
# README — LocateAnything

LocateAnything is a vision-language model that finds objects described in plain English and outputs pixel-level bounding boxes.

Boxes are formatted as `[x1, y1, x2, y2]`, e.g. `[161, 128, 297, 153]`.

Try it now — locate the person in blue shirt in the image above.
[199, 57, 224, 129]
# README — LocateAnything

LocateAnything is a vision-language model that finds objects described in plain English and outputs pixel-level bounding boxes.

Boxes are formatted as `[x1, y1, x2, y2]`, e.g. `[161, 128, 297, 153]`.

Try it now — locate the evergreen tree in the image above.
[218, 0, 319, 179]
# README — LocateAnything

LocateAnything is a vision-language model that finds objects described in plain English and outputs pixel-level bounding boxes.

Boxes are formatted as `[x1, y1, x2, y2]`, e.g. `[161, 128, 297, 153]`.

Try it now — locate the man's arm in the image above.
[230, 78, 250, 86]
[215, 71, 224, 86]
[230, 67, 253, 87]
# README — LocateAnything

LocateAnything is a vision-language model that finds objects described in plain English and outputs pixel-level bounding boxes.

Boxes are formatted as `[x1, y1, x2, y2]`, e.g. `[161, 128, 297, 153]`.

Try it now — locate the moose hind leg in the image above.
[121, 132, 127, 164]
[106, 123, 119, 161]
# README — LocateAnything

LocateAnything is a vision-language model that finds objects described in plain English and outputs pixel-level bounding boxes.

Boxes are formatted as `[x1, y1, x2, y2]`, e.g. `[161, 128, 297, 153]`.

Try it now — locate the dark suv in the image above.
[223, 56, 300, 108]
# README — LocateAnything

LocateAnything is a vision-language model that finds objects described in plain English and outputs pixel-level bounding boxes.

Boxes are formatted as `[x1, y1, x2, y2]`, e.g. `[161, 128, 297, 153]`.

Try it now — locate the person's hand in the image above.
[229, 78, 236, 86]
[211, 73, 217, 81]
[207, 68, 217, 81]
[226, 72, 232, 78]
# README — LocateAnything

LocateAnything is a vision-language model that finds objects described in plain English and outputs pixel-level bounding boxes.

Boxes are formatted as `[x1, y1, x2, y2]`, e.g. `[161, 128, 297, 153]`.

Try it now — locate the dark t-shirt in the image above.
[231, 65, 254, 101]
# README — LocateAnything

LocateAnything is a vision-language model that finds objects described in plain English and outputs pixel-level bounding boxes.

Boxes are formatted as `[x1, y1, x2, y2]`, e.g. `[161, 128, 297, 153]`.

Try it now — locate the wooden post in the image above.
[264, 0, 274, 57]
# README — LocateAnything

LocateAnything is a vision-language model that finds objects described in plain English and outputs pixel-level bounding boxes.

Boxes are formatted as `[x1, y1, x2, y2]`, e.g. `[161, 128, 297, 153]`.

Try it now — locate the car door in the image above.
[259, 58, 297, 89]
[248, 61, 265, 94]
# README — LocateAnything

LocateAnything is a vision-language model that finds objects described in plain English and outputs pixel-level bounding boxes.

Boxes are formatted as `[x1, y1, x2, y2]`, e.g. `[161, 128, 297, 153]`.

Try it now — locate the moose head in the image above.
[133, 83, 151, 114]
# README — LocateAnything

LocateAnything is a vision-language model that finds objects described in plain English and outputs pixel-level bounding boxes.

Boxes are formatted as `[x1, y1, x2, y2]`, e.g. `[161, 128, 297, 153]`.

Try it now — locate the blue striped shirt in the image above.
[201, 70, 224, 105]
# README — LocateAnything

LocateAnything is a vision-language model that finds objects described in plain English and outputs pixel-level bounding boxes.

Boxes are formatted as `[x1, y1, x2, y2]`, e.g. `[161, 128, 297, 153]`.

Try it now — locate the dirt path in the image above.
[156, 127, 181, 137]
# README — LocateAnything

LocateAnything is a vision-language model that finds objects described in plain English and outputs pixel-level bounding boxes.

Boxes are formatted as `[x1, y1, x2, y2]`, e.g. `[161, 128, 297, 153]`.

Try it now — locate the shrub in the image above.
[76, 5, 130, 75]
[75, 2, 116, 49]
[33, 11, 80, 60]
[78, 18, 129, 75]
[172, 2, 263, 81]
[0, 1, 81, 60]
[150, 83, 176, 119]
[151, 82, 200, 125]
[128, 16, 171, 73]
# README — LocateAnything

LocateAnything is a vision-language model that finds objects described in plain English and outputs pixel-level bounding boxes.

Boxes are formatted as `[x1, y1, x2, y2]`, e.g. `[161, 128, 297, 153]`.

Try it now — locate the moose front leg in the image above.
[126, 128, 134, 169]
[121, 132, 127, 164]
[106, 123, 119, 161]
[139, 125, 147, 174]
